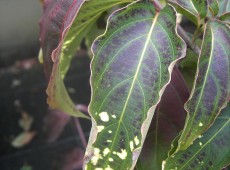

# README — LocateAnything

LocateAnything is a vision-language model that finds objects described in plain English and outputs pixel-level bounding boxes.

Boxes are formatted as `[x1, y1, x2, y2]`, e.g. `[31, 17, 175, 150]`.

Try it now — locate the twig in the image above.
[74, 118, 87, 149]
[152, 0, 200, 55]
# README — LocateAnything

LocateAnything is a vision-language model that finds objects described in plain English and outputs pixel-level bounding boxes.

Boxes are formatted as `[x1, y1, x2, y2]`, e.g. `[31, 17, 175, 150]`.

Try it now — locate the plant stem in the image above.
[74, 118, 87, 149]
[151, 0, 201, 55]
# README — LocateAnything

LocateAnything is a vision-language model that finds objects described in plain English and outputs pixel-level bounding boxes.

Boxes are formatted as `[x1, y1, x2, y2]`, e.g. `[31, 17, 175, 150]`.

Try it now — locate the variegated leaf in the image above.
[84, 1, 186, 169]
[176, 20, 230, 151]
[164, 103, 230, 170]
[168, 0, 208, 25]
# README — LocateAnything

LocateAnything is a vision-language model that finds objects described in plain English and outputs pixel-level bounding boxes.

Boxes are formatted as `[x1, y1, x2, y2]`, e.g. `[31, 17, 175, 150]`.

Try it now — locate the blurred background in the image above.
[0, 1, 91, 169]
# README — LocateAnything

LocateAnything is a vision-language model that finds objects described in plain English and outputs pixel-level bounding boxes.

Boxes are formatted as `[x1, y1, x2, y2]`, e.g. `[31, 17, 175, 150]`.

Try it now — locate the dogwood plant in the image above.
[39, 0, 230, 169]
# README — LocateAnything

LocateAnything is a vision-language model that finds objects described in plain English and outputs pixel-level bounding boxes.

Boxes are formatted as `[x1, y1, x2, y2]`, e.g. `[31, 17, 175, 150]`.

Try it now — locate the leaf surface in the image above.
[208, 0, 219, 16]
[164, 103, 230, 170]
[177, 20, 230, 151]
[168, 0, 208, 25]
[84, 2, 186, 169]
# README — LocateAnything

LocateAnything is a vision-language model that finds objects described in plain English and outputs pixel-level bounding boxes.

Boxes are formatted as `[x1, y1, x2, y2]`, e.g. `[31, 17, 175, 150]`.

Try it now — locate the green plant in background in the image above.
[39, 0, 230, 169]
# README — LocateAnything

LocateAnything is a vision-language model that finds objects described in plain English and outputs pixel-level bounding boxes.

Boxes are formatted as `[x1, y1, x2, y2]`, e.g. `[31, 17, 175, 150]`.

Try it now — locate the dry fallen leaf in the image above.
[19, 111, 33, 131]
[11, 131, 36, 148]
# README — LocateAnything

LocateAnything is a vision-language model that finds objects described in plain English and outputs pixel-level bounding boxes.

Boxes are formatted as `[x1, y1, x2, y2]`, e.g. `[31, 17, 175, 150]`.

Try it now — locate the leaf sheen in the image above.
[84, 2, 186, 169]
[177, 20, 230, 151]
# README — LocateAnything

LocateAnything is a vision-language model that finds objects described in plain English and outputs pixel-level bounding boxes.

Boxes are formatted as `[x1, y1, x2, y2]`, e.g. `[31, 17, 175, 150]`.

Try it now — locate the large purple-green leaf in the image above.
[164, 103, 230, 170]
[83, 2, 186, 169]
[176, 20, 230, 151]
[168, 0, 208, 25]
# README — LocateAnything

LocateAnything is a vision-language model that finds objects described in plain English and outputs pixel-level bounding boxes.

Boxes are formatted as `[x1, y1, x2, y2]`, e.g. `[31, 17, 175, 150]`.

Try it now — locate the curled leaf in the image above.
[177, 20, 230, 151]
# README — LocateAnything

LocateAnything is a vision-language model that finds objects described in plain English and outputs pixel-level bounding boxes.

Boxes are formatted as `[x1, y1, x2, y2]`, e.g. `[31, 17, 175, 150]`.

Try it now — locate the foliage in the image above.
[39, 0, 230, 169]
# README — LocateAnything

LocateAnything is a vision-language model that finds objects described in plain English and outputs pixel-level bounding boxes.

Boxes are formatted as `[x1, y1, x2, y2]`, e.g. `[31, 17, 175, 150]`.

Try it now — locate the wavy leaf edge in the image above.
[84, 1, 187, 169]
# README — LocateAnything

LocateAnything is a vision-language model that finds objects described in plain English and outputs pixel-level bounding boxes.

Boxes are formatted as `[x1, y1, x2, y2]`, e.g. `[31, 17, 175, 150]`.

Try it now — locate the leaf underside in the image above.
[84, 1, 186, 169]
[177, 20, 230, 151]
[164, 103, 230, 170]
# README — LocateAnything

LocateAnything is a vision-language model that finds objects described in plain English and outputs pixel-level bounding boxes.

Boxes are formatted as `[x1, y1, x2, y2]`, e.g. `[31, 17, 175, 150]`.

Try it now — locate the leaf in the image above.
[137, 67, 189, 170]
[163, 103, 230, 170]
[219, 12, 230, 25]
[168, 0, 208, 25]
[83, 2, 186, 169]
[19, 111, 33, 131]
[208, 0, 219, 16]
[39, 0, 88, 118]
[179, 49, 198, 90]
[11, 131, 36, 148]
[218, 0, 230, 15]
[40, 0, 133, 118]
[60, 0, 134, 77]
[177, 20, 230, 151]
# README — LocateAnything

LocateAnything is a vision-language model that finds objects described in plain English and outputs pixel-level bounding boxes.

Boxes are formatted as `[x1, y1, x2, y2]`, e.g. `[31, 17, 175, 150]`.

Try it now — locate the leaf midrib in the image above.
[182, 25, 214, 141]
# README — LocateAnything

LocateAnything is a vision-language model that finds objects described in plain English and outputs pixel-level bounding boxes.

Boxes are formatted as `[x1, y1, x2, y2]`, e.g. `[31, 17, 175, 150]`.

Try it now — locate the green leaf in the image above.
[208, 0, 219, 16]
[219, 12, 230, 25]
[176, 20, 230, 151]
[163, 103, 230, 170]
[167, 0, 208, 25]
[83, 2, 186, 169]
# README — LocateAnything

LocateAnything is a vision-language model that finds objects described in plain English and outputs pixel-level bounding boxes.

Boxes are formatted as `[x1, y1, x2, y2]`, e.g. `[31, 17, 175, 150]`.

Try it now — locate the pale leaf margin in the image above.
[40, 0, 89, 119]
[176, 19, 230, 151]
[83, 1, 187, 169]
